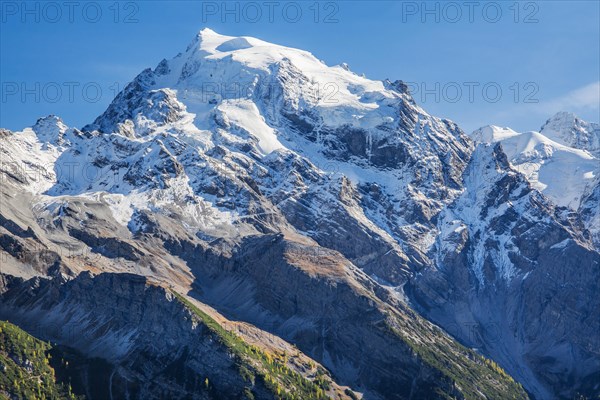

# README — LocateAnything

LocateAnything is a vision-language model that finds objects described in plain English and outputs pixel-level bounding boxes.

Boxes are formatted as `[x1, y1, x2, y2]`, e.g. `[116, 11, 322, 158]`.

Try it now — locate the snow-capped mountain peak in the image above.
[149, 28, 405, 137]
[471, 116, 599, 210]
[32, 115, 69, 144]
[187, 27, 307, 62]
[85, 29, 423, 148]
[83, 29, 470, 207]
[470, 125, 520, 143]
[540, 111, 600, 156]
[157, 28, 380, 97]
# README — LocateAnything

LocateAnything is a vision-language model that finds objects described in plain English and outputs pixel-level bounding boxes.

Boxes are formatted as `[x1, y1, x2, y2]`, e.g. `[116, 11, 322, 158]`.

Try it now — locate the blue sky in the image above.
[1, 1, 598, 133]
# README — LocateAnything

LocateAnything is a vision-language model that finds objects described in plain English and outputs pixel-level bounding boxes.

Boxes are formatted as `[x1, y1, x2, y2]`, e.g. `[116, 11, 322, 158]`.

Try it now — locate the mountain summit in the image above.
[539, 111, 600, 156]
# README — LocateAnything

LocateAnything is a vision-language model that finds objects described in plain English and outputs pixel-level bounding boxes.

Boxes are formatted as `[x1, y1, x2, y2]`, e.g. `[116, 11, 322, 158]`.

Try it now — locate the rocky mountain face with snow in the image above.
[0, 29, 598, 399]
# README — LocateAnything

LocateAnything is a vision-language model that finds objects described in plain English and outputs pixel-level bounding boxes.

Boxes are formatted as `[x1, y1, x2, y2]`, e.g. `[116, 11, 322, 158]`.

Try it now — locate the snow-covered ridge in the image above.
[470, 125, 520, 143]
[471, 113, 599, 210]
[161, 27, 392, 107]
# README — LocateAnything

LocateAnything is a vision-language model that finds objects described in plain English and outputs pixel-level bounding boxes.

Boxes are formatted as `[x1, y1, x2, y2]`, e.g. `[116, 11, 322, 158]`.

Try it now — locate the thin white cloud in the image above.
[535, 81, 600, 114]
[481, 81, 600, 131]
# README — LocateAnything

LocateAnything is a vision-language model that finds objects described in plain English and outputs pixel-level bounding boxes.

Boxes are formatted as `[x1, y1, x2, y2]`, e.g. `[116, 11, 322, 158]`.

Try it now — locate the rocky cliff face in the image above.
[407, 144, 600, 399]
[0, 28, 597, 399]
[0, 272, 357, 400]
[0, 269, 525, 400]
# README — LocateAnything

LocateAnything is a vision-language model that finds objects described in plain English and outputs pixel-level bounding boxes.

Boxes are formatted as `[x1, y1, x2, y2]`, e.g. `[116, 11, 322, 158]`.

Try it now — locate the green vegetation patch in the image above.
[385, 320, 528, 400]
[173, 291, 332, 400]
[0, 320, 81, 400]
